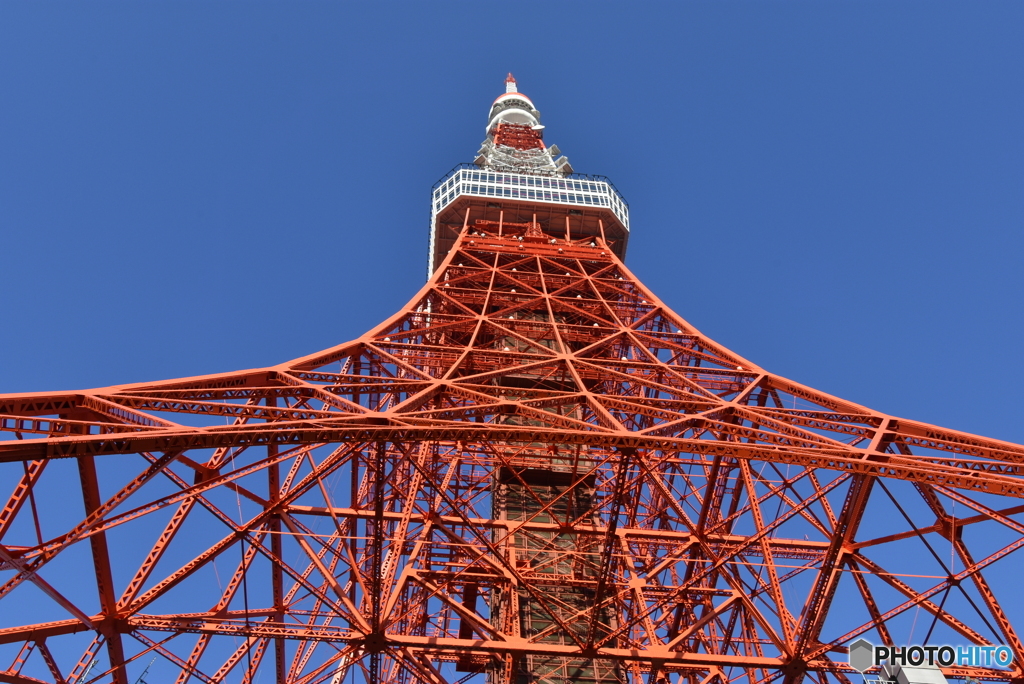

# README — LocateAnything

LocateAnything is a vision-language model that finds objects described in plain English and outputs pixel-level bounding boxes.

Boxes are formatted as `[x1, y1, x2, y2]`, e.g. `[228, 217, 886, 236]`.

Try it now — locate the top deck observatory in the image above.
[428, 75, 629, 275]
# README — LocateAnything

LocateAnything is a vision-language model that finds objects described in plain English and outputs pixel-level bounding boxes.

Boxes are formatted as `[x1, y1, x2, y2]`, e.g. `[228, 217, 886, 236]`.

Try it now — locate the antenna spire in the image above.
[505, 73, 517, 93]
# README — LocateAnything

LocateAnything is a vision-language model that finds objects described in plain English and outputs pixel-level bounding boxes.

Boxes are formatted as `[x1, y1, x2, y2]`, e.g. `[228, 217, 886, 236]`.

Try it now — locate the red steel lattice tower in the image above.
[1, 75, 1022, 684]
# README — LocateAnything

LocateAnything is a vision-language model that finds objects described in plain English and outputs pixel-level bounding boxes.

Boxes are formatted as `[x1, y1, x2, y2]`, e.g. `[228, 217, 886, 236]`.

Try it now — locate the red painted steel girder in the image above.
[0, 228, 1022, 684]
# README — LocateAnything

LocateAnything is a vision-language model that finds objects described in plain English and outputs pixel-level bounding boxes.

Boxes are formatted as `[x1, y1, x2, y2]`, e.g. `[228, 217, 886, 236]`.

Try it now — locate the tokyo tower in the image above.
[1, 74, 1022, 684]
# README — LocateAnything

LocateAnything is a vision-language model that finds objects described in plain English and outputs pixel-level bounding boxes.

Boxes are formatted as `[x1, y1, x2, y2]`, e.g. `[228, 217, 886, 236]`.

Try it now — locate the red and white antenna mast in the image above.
[474, 74, 567, 176]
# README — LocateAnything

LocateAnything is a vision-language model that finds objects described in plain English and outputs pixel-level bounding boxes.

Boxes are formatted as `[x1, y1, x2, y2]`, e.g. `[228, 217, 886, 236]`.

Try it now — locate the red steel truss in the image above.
[492, 123, 545, 151]
[1, 78, 1023, 684]
[1, 222, 1022, 684]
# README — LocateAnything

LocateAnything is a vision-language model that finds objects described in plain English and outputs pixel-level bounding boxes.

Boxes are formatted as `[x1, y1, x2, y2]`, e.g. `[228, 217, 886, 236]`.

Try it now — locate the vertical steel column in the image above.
[77, 455, 129, 684]
[267, 397, 286, 684]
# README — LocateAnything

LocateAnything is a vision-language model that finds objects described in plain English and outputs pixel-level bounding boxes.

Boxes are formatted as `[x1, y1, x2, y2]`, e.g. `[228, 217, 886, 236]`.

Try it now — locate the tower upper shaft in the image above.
[428, 77, 630, 275]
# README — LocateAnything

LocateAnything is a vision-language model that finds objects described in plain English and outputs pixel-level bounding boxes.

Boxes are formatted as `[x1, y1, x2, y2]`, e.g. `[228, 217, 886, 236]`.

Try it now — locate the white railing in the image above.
[431, 167, 629, 231]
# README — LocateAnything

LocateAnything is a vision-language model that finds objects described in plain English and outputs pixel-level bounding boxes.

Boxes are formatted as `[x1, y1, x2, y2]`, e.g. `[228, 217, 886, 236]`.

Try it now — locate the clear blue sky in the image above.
[1, 2, 1023, 677]
[3, 2, 1022, 447]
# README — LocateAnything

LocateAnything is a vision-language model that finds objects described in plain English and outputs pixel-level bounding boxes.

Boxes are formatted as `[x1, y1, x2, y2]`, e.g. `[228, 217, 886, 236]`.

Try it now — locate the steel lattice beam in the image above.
[2, 78, 1022, 684]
